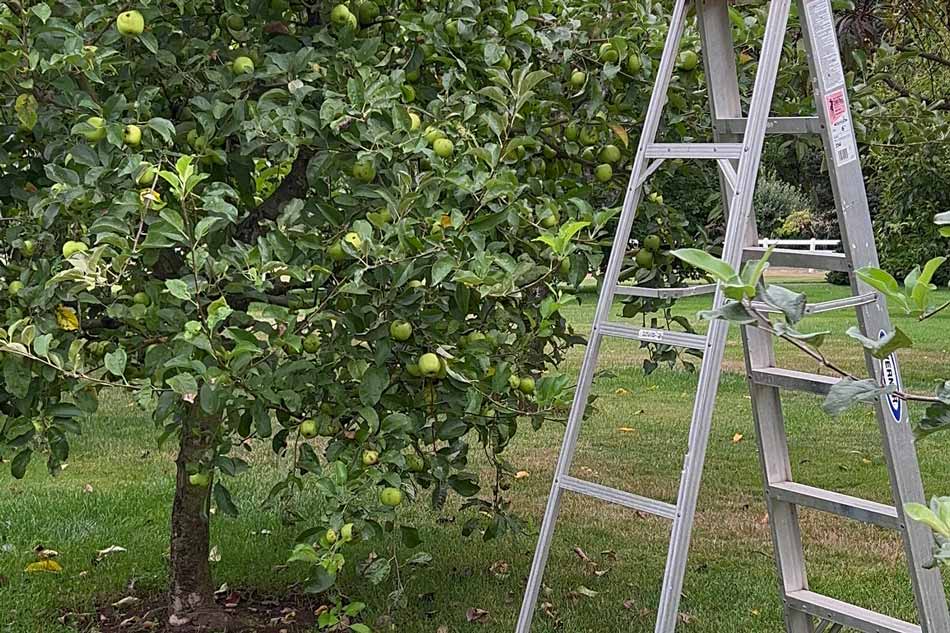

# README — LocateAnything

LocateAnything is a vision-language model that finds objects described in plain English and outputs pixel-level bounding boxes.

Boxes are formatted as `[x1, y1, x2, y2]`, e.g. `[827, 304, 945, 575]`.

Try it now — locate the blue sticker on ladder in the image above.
[879, 329, 904, 423]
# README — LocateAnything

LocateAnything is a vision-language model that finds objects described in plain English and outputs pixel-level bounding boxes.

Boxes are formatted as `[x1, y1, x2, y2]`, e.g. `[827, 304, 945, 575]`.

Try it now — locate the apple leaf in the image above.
[845, 327, 913, 359]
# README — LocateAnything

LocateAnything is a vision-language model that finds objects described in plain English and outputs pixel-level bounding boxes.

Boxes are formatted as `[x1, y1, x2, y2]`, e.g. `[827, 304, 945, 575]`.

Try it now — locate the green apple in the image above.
[540, 213, 559, 229]
[424, 127, 445, 144]
[82, 116, 107, 142]
[408, 112, 421, 131]
[559, 257, 571, 275]
[352, 160, 376, 183]
[599, 43, 619, 63]
[564, 124, 579, 141]
[226, 14, 245, 30]
[123, 124, 142, 147]
[644, 234, 662, 252]
[418, 353, 441, 377]
[325, 528, 338, 544]
[635, 249, 655, 268]
[519, 376, 535, 395]
[433, 138, 454, 158]
[390, 320, 412, 341]
[62, 240, 88, 258]
[362, 450, 379, 466]
[678, 50, 699, 71]
[8, 281, 24, 296]
[300, 419, 319, 438]
[379, 487, 403, 507]
[508, 374, 521, 390]
[626, 54, 642, 74]
[357, 0, 379, 25]
[136, 163, 157, 186]
[406, 453, 426, 473]
[330, 4, 353, 26]
[649, 192, 664, 205]
[340, 523, 354, 541]
[303, 331, 321, 353]
[570, 70, 586, 88]
[405, 363, 422, 377]
[594, 163, 613, 182]
[401, 84, 416, 102]
[232, 56, 255, 75]
[21, 240, 35, 257]
[579, 127, 599, 146]
[343, 231, 362, 251]
[328, 241, 347, 262]
[132, 291, 150, 306]
[116, 10, 145, 37]
[189, 472, 210, 487]
[599, 144, 621, 164]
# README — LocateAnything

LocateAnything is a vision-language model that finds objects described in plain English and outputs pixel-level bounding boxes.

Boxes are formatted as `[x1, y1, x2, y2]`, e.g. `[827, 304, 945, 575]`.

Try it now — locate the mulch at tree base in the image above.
[60, 589, 331, 633]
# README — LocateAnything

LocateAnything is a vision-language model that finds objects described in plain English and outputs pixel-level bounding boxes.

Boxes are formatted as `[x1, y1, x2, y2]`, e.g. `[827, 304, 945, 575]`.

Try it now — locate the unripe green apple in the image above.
[137, 163, 157, 186]
[627, 54, 642, 74]
[408, 112, 421, 131]
[594, 163, 613, 182]
[406, 453, 426, 473]
[508, 374, 521, 390]
[418, 353, 441, 377]
[401, 84, 416, 102]
[599, 43, 619, 63]
[635, 249, 655, 268]
[390, 320, 412, 341]
[330, 4, 353, 26]
[328, 241, 347, 262]
[362, 450, 379, 466]
[232, 56, 255, 75]
[300, 419, 319, 438]
[116, 10, 145, 37]
[8, 281, 24, 296]
[189, 472, 210, 487]
[560, 257, 571, 275]
[357, 1, 379, 25]
[678, 50, 699, 71]
[340, 523, 354, 541]
[123, 124, 142, 147]
[226, 14, 245, 30]
[379, 487, 403, 507]
[570, 70, 586, 88]
[540, 213, 559, 229]
[406, 363, 422, 377]
[82, 117, 107, 142]
[325, 528, 338, 544]
[433, 138, 454, 158]
[599, 144, 621, 164]
[519, 376, 536, 395]
[303, 331, 321, 353]
[62, 240, 88, 258]
[352, 160, 376, 183]
[132, 291, 150, 306]
[564, 124, 579, 141]
[644, 234, 662, 252]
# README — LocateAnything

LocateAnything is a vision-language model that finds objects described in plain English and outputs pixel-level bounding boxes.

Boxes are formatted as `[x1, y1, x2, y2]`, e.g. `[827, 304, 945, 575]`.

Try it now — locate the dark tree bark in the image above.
[168, 405, 216, 625]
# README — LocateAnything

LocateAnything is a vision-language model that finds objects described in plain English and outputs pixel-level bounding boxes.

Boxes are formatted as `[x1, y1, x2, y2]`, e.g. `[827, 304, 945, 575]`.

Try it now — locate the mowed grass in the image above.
[3, 278, 950, 633]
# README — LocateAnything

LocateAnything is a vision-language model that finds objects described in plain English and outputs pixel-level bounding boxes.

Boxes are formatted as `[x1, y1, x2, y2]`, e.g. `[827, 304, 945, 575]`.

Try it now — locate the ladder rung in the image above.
[717, 116, 822, 135]
[644, 143, 744, 160]
[559, 475, 677, 519]
[750, 367, 839, 396]
[751, 292, 877, 316]
[785, 590, 919, 633]
[614, 284, 717, 299]
[742, 247, 851, 272]
[769, 481, 900, 529]
[598, 323, 708, 351]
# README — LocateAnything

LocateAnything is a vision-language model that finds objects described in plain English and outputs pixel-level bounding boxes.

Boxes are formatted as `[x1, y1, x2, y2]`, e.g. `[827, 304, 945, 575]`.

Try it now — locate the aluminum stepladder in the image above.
[517, 0, 950, 632]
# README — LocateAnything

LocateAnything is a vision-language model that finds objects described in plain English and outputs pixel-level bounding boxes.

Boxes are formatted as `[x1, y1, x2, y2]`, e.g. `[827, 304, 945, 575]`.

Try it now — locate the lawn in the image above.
[3, 279, 950, 633]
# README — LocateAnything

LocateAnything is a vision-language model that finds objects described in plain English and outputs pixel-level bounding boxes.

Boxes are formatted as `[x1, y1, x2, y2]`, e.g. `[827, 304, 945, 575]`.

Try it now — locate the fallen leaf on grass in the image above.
[25, 560, 62, 573]
[436, 626, 449, 633]
[95, 545, 127, 563]
[514, 471, 530, 480]
[112, 596, 140, 610]
[568, 586, 599, 600]
[208, 545, 221, 562]
[489, 561, 510, 578]
[573, 547, 591, 562]
[465, 608, 489, 624]
[82, 484, 94, 494]
[617, 427, 636, 433]
[34, 546, 59, 559]
[615, 388, 630, 396]
[678, 612, 696, 624]
[622, 598, 636, 610]
[732, 433, 744, 444]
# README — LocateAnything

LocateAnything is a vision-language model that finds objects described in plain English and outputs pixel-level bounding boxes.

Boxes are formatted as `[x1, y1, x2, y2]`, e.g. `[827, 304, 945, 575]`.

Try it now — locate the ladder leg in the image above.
[517, 3, 694, 631]
[654, 1, 794, 629]
[797, 1, 950, 631]
[698, 2, 815, 631]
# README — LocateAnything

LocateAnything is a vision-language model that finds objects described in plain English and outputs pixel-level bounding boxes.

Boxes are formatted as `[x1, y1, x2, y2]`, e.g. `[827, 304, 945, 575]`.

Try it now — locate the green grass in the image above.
[3, 280, 950, 632]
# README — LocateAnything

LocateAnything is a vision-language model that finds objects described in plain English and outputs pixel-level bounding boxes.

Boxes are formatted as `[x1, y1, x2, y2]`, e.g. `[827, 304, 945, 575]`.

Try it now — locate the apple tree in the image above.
[0, 0, 686, 624]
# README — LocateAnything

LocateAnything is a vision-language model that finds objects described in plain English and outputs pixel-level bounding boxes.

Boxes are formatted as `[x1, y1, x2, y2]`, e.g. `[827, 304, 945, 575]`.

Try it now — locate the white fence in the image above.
[757, 238, 840, 252]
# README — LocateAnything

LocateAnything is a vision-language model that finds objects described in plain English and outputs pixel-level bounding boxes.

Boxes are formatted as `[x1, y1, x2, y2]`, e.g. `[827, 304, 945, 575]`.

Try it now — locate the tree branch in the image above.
[233, 147, 315, 243]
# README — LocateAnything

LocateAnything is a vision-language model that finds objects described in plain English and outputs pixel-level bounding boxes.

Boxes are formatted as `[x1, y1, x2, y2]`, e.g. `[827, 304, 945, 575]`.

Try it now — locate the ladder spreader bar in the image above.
[598, 322, 708, 351]
[751, 292, 878, 316]
[717, 116, 822, 135]
[750, 367, 839, 396]
[768, 481, 900, 529]
[614, 284, 717, 299]
[742, 246, 851, 272]
[645, 143, 744, 160]
[559, 475, 677, 519]
[786, 590, 920, 633]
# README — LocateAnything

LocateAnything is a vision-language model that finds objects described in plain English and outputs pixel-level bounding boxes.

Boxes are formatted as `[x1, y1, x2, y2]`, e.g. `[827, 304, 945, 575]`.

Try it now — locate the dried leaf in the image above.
[732, 433, 744, 444]
[617, 427, 636, 433]
[209, 545, 221, 562]
[95, 545, 127, 563]
[615, 388, 629, 396]
[56, 305, 79, 331]
[514, 471, 530, 480]
[111, 596, 140, 609]
[34, 546, 59, 559]
[82, 484, 94, 493]
[465, 608, 489, 624]
[573, 547, 592, 562]
[608, 123, 629, 148]
[489, 561, 510, 578]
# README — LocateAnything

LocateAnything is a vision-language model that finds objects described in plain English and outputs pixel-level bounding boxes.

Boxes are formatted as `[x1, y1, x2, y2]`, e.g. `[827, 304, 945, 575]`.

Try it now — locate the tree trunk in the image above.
[168, 405, 215, 625]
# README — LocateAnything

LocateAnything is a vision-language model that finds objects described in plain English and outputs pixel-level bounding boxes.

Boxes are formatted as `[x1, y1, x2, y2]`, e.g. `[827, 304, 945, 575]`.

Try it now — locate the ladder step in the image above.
[785, 590, 920, 633]
[769, 481, 900, 529]
[614, 284, 717, 299]
[742, 247, 850, 272]
[750, 367, 839, 396]
[644, 143, 744, 160]
[559, 475, 677, 520]
[598, 322, 708, 351]
[717, 116, 822, 136]
[751, 292, 877, 316]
